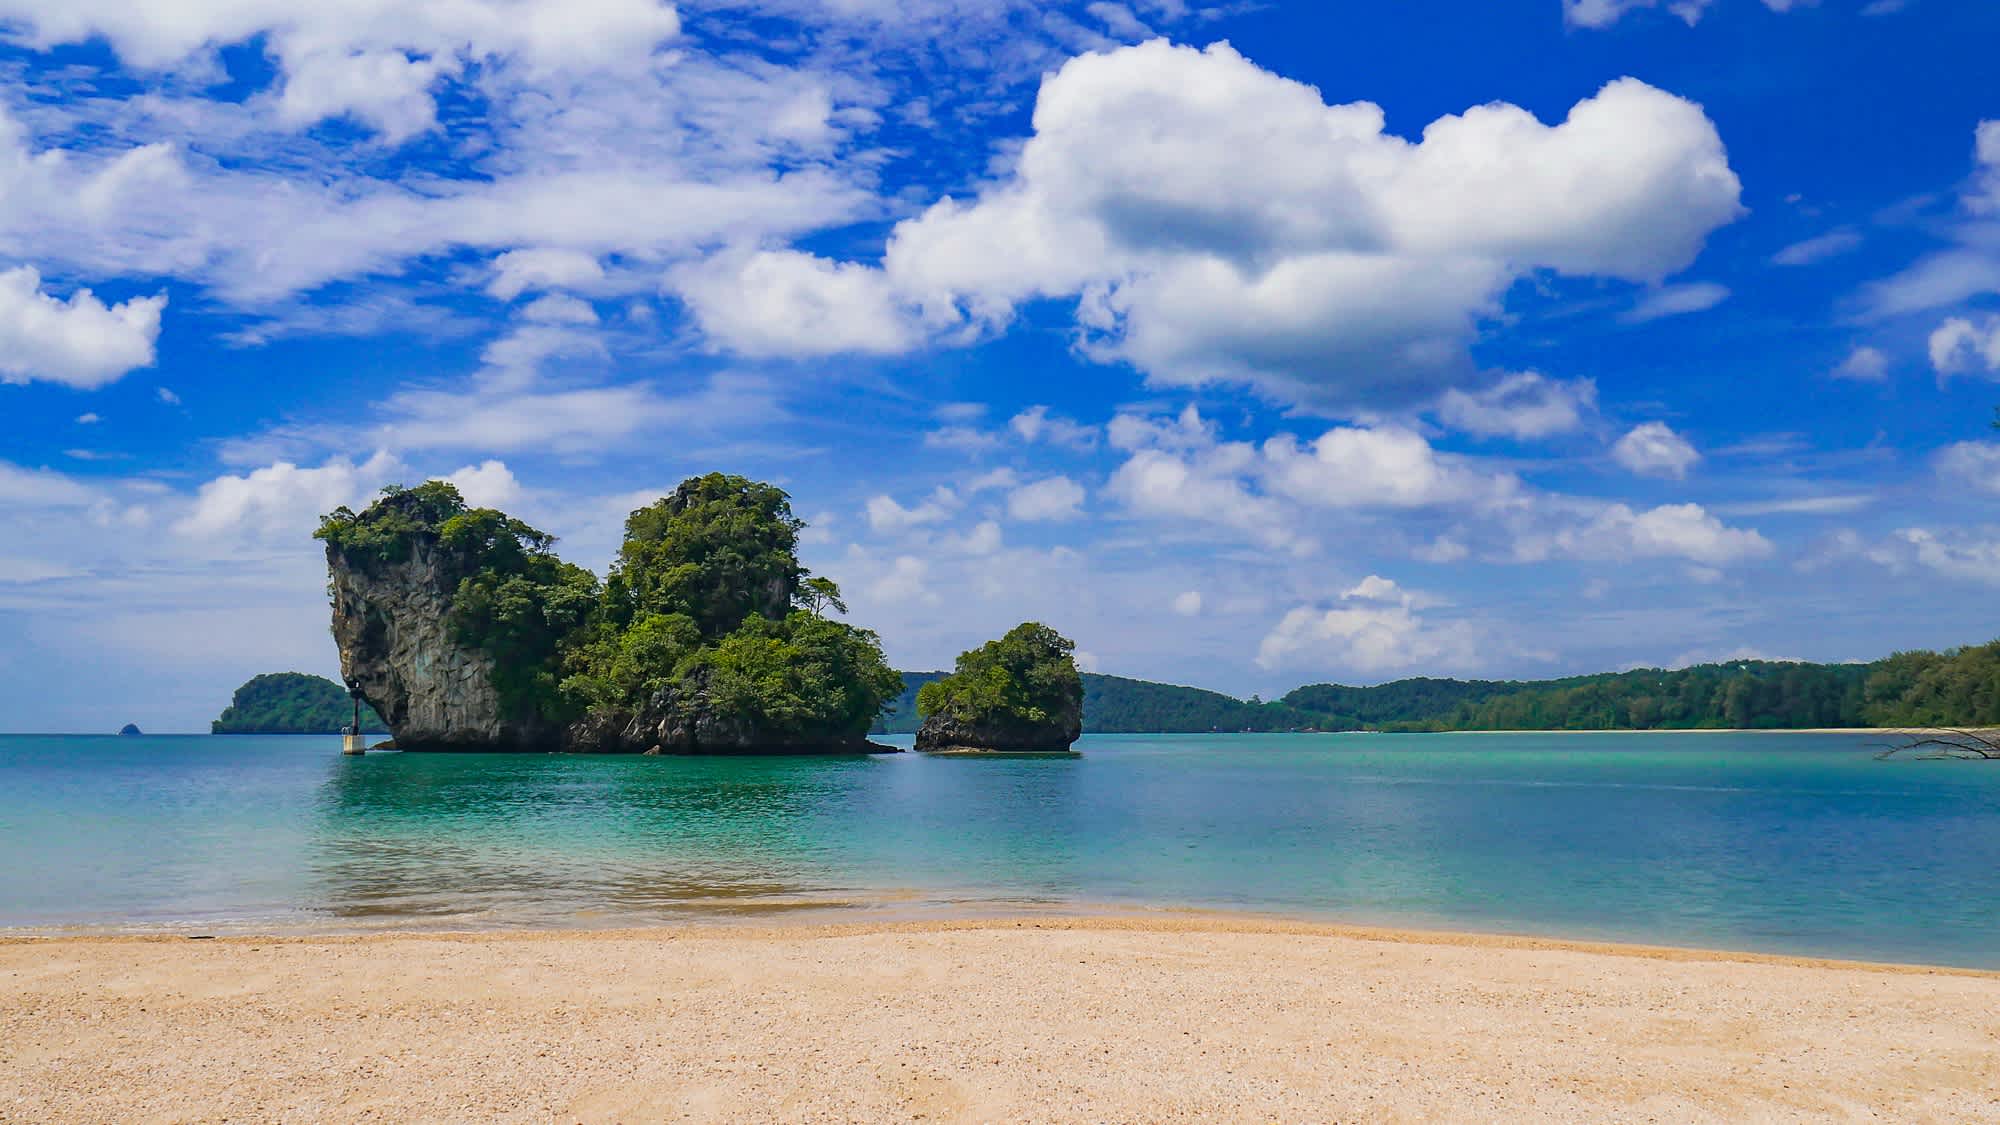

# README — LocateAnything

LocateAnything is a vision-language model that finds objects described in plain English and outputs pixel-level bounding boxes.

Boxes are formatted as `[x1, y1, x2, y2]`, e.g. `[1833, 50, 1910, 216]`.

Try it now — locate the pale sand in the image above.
[5, 917, 1999, 1123]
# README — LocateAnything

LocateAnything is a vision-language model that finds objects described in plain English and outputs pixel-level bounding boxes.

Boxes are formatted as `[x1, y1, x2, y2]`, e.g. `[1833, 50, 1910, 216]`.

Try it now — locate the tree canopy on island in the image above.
[213, 672, 387, 734]
[318, 474, 902, 748]
[916, 622, 1084, 731]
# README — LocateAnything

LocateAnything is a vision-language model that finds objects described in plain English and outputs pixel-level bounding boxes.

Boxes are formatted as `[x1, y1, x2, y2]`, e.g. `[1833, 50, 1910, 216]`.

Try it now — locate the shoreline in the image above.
[8, 912, 1997, 1121]
[7, 911, 1998, 978]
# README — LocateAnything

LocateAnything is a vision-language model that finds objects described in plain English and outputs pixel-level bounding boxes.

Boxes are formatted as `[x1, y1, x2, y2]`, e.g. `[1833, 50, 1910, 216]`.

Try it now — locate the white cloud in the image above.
[673, 249, 922, 358]
[1863, 122, 2000, 318]
[1772, 228, 1862, 267]
[1894, 527, 2000, 585]
[0, 267, 164, 389]
[1930, 316, 2000, 379]
[1172, 590, 1202, 617]
[801, 42, 1742, 407]
[1540, 502, 1773, 565]
[1612, 421, 1701, 479]
[1936, 442, 2000, 495]
[175, 451, 402, 541]
[1435, 372, 1596, 439]
[1106, 446, 1311, 555]
[1009, 405, 1099, 450]
[365, 373, 775, 455]
[1006, 476, 1086, 521]
[488, 249, 606, 301]
[1830, 345, 1890, 382]
[444, 460, 524, 509]
[272, 48, 445, 143]
[0, 0, 682, 142]
[865, 488, 957, 533]
[75, 413, 101, 425]
[1621, 281, 1729, 323]
[1255, 574, 1477, 674]
[519, 295, 599, 325]
[156, 387, 181, 405]
[944, 520, 1004, 556]
[1262, 426, 1520, 509]
[1564, 0, 1806, 28]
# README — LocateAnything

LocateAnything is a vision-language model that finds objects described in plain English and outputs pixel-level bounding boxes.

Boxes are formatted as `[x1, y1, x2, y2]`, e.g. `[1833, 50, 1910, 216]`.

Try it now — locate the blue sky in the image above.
[3, 0, 1999, 731]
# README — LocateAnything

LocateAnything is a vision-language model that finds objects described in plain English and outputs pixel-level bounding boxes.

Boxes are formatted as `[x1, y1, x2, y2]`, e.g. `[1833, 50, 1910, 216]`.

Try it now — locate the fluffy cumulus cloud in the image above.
[1612, 421, 1701, 479]
[175, 451, 404, 541]
[672, 249, 924, 358]
[1532, 502, 1773, 565]
[1007, 476, 1086, 521]
[1930, 316, 2000, 378]
[0, 267, 164, 389]
[730, 41, 1739, 407]
[1256, 575, 1478, 675]
[1262, 426, 1520, 509]
[1435, 373, 1596, 439]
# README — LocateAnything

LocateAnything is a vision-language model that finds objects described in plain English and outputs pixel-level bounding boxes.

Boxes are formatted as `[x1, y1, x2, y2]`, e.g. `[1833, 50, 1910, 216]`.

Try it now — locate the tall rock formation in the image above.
[324, 490, 562, 750]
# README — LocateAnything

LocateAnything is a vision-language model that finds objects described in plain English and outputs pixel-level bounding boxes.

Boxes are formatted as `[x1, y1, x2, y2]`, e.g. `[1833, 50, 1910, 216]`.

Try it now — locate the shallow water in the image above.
[4, 732, 1998, 966]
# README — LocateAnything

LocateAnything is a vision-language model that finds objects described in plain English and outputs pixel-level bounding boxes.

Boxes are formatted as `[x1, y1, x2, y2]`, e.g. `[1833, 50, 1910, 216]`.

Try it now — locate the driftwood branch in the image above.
[1874, 728, 2000, 761]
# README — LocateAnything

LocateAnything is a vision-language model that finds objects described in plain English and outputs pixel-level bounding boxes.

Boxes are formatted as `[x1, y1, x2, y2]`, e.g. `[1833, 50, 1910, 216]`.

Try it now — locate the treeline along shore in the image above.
[213, 638, 2000, 736]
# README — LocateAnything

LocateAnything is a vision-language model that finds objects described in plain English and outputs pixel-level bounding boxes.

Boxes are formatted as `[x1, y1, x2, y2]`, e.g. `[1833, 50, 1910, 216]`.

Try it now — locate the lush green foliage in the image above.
[1344, 662, 1875, 732]
[1862, 642, 2000, 727]
[322, 474, 901, 744]
[606, 474, 804, 639]
[315, 481, 469, 568]
[213, 672, 386, 734]
[683, 612, 906, 739]
[878, 642, 2000, 736]
[916, 622, 1082, 728]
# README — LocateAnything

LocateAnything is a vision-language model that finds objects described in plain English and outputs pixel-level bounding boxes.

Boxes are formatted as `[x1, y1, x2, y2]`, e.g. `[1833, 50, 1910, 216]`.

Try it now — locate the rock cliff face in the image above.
[913, 705, 1082, 753]
[327, 534, 560, 752]
[567, 686, 887, 756]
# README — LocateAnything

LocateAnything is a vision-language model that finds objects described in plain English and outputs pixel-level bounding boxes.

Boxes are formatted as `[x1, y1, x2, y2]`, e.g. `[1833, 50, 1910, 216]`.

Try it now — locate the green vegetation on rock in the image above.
[213, 672, 386, 734]
[321, 473, 901, 753]
[915, 623, 1084, 751]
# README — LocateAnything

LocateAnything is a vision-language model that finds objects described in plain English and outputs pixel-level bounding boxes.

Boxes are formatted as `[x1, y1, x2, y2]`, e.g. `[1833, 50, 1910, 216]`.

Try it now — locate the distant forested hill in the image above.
[213, 673, 387, 734]
[875, 640, 2000, 736]
[872, 672, 1322, 734]
[1284, 641, 2000, 732]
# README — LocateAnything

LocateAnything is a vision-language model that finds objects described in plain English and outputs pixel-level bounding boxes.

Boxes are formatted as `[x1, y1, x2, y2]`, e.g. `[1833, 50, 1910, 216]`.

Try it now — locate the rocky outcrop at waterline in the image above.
[914, 623, 1084, 754]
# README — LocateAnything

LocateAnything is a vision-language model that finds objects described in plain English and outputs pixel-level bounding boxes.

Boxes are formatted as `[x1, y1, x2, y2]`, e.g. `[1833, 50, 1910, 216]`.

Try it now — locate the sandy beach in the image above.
[5, 916, 1997, 1123]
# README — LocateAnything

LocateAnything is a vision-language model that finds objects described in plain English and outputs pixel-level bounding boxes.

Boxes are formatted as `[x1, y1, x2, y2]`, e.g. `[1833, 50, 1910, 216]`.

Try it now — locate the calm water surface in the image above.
[3, 732, 1997, 967]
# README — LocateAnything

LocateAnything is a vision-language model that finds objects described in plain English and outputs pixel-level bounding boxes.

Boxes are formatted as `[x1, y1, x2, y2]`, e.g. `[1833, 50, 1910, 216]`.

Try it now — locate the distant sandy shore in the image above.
[6, 916, 1997, 1122]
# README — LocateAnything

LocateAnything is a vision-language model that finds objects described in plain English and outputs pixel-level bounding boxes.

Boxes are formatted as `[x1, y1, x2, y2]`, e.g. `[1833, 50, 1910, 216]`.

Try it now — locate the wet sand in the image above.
[5, 916, 1998, 1122]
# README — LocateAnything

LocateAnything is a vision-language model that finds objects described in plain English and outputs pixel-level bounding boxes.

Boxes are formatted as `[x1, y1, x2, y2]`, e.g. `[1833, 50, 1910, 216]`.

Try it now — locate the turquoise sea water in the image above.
[3, 732, 1998, 967]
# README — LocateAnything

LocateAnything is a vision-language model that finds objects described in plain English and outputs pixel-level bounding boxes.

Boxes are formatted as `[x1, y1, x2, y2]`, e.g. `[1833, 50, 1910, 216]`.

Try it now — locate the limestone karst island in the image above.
[318, 473, 1083, 755]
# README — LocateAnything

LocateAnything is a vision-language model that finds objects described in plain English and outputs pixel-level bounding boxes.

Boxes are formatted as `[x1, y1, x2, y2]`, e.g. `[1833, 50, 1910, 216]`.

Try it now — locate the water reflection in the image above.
[308, 752, 876, 924]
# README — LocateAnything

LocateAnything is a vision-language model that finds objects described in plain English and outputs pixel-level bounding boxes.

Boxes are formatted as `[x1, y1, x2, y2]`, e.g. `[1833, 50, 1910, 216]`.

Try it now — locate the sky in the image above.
[3, 0, 1999, 732]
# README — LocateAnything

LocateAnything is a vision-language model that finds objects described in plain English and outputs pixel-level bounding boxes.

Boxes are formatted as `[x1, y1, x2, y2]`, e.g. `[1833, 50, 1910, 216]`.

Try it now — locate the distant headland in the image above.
[213, 673, 387, 735]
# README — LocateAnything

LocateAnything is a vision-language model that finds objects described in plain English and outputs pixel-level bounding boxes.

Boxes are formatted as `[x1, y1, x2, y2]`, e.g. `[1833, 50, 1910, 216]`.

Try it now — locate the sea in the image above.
[3, 731, 1997, 968]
